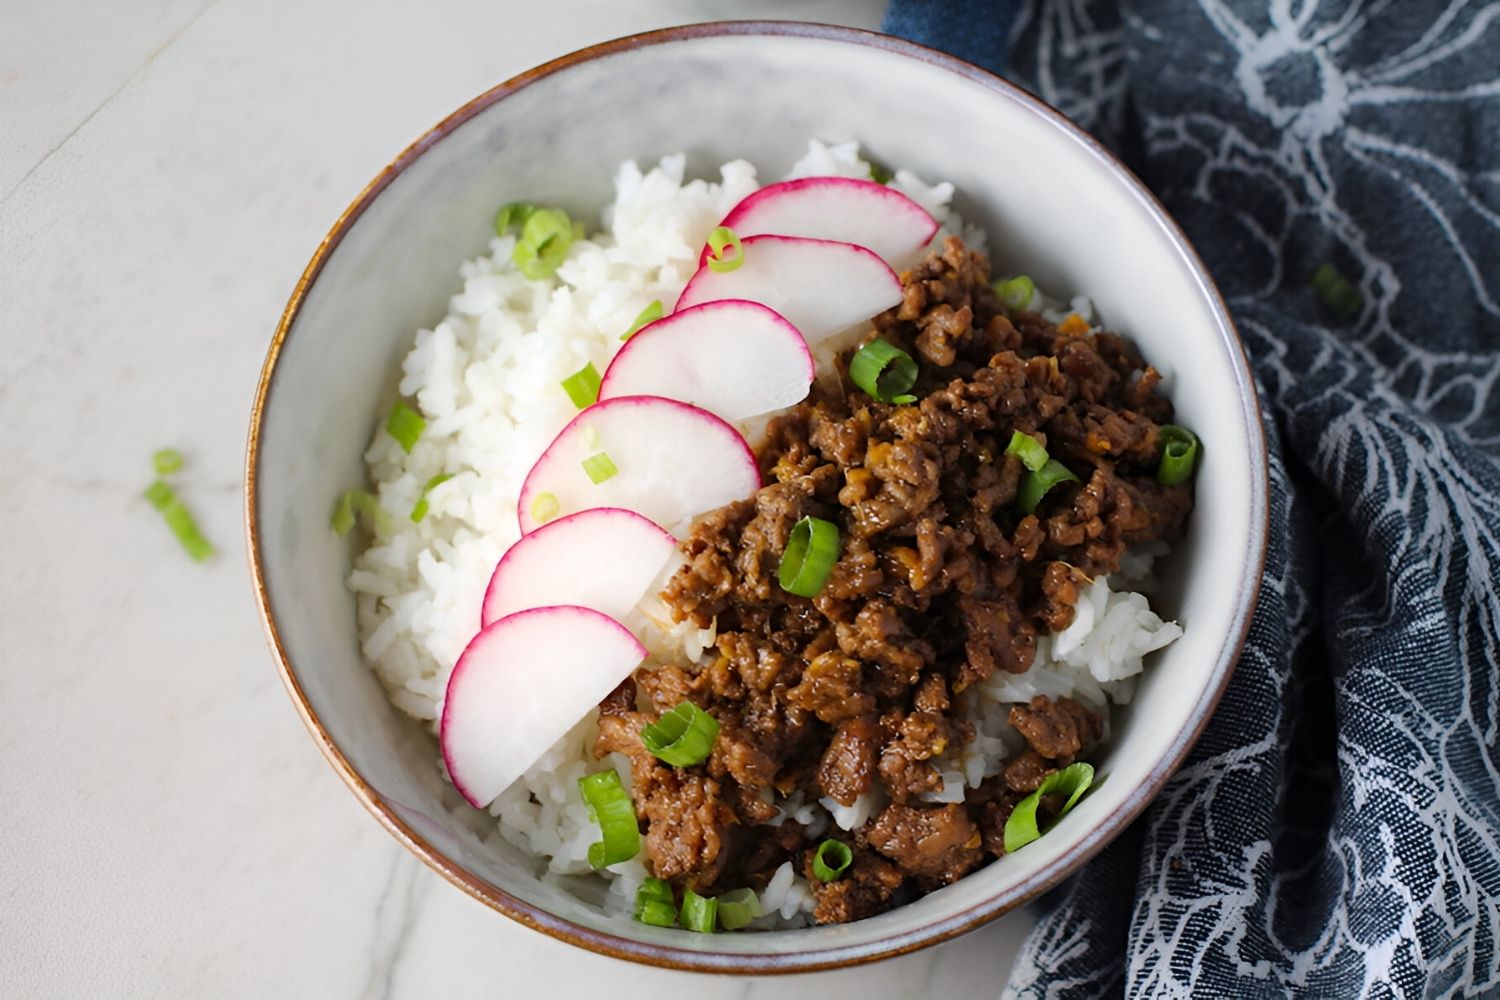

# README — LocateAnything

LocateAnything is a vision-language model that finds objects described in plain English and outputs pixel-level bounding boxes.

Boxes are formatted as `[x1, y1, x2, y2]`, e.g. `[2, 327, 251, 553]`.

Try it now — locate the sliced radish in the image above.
[482, 508, 678, 627]
[712, 177, 939, 271]
[440, 605, 646, 809]
[675, 235, 901, 345]
[517, 395, 760, 534]
[598, 300, 814, 421]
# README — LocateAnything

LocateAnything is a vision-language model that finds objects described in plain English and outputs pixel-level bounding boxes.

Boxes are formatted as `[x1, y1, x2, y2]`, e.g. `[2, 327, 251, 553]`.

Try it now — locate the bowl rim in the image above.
[245, 19, 1270, 975]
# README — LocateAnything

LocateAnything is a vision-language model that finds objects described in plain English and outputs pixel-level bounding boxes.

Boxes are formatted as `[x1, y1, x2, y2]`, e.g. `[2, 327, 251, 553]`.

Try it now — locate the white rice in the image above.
[349, 142, 1182, 926]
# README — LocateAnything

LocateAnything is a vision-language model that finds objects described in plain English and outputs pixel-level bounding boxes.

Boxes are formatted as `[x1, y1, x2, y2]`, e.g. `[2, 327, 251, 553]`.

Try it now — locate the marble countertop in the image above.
[0, 2, 1031, 995]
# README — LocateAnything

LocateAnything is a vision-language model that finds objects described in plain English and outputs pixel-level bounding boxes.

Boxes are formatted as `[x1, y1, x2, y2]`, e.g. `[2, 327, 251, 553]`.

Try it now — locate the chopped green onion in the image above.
[637, 877, 673, 905]
[409, 473, 454, 523]
[1157, 426, 1200, 486]
[144, 479, 215, 561]
[512, 208, 576, 280]
[1003, 762, 1095, 853]
[579, 769, 640, 868]
[560, 362, 601, 409]
[1005, 430, 1049, 472]
[1017, 459, 1080, 514]
[778, 515, 841, 598]
[715, 888, 761, 930]
[386, 400, 424, 453]
[641, 701, 720, 767]
[680, 888, 718, 933]
[332, 488, 390, 537]
[152, 448, 183, 476]
[1311, 263, 1362, 320]
[849, 339, 919, 404]
[530, 491, 560, 525]
[868, 163, 893, 185]
[705, 226, 744, 273]
[994, 275, 1036, 311]
[633, 877, 676, 926]
[582, 451, 618, 484]
[812, 839, 853, 882]
[494, 202, 537, 235]
[621, 300, 664, 341]
[892, 394, 917, 405]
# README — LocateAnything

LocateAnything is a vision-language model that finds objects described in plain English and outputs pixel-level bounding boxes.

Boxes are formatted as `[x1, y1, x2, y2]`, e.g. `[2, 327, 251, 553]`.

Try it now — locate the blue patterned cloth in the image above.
[883, 2, 1500, 996]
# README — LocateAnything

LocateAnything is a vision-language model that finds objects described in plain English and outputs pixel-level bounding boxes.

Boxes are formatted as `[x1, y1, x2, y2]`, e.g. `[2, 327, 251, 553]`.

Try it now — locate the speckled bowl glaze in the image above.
[247, 22, 1268, 974]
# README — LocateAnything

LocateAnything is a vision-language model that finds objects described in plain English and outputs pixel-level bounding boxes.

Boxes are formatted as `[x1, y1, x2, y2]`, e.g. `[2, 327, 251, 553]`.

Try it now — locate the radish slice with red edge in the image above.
[517, 394, 760, 534]
[482, 508, 678, 627]
[675, 235, 901, 345]
[599, 300, 814, 421]
[440, 605, 646, 809]
[710, 177, 939, 272]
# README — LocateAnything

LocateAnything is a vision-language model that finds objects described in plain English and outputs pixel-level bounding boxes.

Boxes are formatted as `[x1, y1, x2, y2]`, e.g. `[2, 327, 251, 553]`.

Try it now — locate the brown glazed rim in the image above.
[246, 20, 1270, 976]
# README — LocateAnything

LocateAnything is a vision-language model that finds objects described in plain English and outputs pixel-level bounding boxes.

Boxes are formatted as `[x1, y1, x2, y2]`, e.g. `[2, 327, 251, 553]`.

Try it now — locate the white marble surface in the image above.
[0, 2, 1033, 995]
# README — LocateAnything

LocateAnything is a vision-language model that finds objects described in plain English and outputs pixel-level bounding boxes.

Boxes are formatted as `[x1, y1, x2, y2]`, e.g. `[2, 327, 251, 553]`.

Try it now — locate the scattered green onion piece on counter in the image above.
[409, 473, 455, 523]
[1156, 425, 1200, 486]
[812, 839, 853, 882]
[578, 770, 640, 869]
[680, 888, 718, 933]
[705, 226, 744, 273]
[621, 300, 664, 341]
[994, 275, 1036, 312]
[494, 202, 537, 235]
[386, 400, 425, 453]
[512, 208, 576, 280]
[1017, 459, 1080, 514]
[332, 489, 390, 537]
[582, 451, 618, 484]
[152, 448, 183, 476]
[1311, 263, 1362, 320]
[849, 339, 919, 404]
[1005, 430, 1049, 472]
[715, 888, 761, 930]
[560, 362, 602, 409]
[144, 479, 215, 561]
[530, 491, 560, 525]
[777, 515, 841, 598]
[1003, 762, 1095, 853]
[868, 163, 894, 185]
[641, 701, 720, 767]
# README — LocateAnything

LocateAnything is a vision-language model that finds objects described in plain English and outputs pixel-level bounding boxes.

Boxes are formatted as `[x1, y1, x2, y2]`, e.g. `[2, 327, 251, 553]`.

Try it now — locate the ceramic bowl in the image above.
[247, 21, 1268, 974]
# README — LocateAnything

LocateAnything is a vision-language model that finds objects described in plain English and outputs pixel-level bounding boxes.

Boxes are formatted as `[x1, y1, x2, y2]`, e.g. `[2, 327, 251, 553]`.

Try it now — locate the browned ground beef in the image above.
[594, 236, 1193, 923]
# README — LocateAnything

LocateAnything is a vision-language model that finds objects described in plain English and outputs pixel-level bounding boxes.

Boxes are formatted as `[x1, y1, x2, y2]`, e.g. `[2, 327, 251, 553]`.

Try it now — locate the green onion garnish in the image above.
[777, 515, 841, 598]
[1157, 425, 1200, 486]
[409, 473, 454, 523]
[530, 491, 560, 525]
[579, 769, 640, 869]
[144, 479, 215, 561]
[868, 163, 893, 185]
[512, 208, 576, 280]
[621, 300, 664, 341]
[715, 888, 761, 930]
[386, 400, 425, 453]
[1017, 459, 1080, 514]
[812, 839, 853, 882]
[637, 877, 673, 905]
[849, 339, 919, 404]
[705, 226, 744, 273]
[634, 877, 677, 926]
[560, 362, 601, 409]
[1003, 762, 1095, 853]
[1311, 262, 1362, 320]
[582, 451, 618, 484]
[680, 888, 718, 933]
[494, 202, 537, 235]
[641, 701, 720, 767]
[994, 275, 1036, 311]
[332, 488, 390, 536]
[1005, 430, 1049, 472]
[152, 448, 183, 476]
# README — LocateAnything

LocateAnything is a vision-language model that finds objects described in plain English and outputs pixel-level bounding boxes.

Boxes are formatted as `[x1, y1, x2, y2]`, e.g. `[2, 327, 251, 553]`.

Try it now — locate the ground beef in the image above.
[591, 236, 1191, 921]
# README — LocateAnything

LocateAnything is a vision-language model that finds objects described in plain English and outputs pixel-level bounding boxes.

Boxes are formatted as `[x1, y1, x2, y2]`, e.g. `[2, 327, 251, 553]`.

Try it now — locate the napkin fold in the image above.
[883, 1, 1500, 995]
